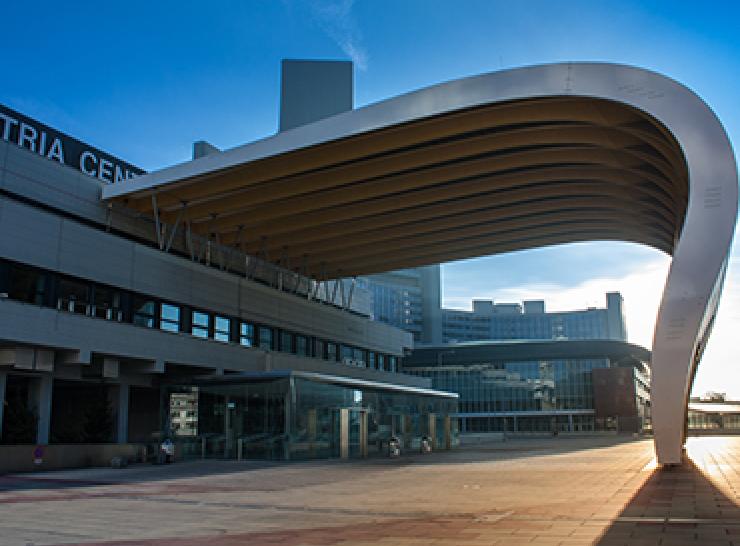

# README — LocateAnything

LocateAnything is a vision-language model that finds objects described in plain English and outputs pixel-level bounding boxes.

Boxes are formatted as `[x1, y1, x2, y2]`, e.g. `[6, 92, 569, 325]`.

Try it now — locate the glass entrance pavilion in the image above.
[165, 371, 459, 460]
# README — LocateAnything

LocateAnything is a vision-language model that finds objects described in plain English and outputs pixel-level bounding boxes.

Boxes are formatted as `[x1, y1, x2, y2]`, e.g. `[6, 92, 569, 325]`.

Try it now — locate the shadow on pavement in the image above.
[595, 456, 740, 545]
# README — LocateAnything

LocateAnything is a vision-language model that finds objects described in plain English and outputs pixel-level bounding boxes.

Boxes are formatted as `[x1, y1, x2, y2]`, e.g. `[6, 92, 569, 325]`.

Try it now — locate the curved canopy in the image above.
[106, 96, 687, 279]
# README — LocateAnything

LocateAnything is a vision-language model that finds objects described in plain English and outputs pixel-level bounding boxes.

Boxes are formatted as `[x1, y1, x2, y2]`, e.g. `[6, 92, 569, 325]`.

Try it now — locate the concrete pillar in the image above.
[35, 374, 53, 445]
[0, 371, 6, 441]
[568, 413, 574, 432]
[116, 384, 130, 443]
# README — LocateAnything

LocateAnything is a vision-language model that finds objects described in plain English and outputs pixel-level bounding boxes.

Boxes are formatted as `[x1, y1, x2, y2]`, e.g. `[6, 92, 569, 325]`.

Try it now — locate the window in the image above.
[214, 316, 230, 342]
[327, 342, 338, 361]
[192, 311, 210, 338]
[314, 339, 326, 359]
[8, 264, 46, 305]
[341, 345, 353, 362]
[353, 347, 366, 366]
[240, 322, 255, 347]
[160, 303, 181, 333]
[258, 326, 274, 350]
[377, 354, 385, 371]
[295, 335, 310, 357]
[58, 278, 90, 314]
[280, 331, 294, 353]
[93, 286, 122, 321]
[368, 352, 376, 369]
[133, 296, 157, 328]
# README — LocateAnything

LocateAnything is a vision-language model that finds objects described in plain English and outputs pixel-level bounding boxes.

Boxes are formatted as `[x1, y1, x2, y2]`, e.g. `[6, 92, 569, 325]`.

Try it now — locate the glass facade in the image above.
[165, 373, 458, 461]
[418, 359, 608, 412]
[406, 357, 617, 433]
[688, 407, 740, 430]
[365, 269, 425, 342]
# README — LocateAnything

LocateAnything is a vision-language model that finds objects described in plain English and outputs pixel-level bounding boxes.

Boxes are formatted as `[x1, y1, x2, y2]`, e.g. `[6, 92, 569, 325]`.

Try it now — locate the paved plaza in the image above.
[1, 436, 740, 545]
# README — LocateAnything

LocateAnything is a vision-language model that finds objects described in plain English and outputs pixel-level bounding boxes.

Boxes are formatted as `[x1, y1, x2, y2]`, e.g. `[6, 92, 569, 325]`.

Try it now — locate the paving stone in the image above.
[1, 436, 739, 546]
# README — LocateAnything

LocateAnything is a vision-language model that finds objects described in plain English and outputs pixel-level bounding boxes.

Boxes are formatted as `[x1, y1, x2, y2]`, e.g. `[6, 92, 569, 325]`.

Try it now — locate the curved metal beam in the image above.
[104, 63, 738, 464]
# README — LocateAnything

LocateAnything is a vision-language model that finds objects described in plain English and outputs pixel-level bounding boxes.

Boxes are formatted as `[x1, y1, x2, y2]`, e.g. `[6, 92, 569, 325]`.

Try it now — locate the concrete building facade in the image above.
[442, 292, 627, 343]
[0, 64, 462, 467]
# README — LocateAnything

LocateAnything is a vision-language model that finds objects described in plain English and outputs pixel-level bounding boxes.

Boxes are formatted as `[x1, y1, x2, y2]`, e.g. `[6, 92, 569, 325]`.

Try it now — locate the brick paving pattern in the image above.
[1, 436, 739, 545]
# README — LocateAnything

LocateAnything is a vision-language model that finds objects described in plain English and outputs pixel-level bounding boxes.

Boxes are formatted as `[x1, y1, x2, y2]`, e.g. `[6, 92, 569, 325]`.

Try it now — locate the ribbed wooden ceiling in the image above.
[114, 96, 688, 279]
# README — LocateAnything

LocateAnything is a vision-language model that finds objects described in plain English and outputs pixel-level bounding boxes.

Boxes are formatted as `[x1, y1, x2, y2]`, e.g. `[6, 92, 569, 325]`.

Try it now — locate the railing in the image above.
[105, 200, 370, 316]
[56, 298, 124, 322]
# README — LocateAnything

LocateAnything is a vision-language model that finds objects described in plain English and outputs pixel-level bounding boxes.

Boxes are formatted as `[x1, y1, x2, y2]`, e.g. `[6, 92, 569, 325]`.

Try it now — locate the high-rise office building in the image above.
[365, 264, 627, 346]
[363, 266, 442, 344]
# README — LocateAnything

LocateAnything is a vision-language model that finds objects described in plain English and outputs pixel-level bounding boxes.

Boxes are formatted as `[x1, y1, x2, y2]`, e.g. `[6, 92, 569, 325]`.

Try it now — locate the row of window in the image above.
[0, 259, 399, 372]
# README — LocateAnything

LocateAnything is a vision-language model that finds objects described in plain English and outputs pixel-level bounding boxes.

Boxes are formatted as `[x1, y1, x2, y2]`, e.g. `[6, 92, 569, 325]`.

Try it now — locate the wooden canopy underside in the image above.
[112, 96, 688, 279]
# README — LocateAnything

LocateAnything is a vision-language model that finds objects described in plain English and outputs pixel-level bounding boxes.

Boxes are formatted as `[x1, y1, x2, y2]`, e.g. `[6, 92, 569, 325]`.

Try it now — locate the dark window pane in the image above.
[240, 322, 254, 347]
[327, 342, 338, 361]
[58, 278, 89, 314]
[315, 339, 326, 359]
[280, 331, 294, 353]
[133, 296, 156, 328]
[94, 286, 122, 321]
[296, 335, 309, 357]
[8, 265, 46, 305]
[353, 347, 366, 365]
[258, 326, 273, 350]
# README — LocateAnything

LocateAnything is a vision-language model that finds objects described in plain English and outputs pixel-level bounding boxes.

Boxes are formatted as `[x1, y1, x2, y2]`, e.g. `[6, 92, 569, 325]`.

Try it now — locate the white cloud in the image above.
[310, 0, 368, 70]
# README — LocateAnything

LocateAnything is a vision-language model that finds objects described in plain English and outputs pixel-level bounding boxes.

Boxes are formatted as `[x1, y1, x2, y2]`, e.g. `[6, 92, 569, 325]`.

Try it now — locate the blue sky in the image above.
[3, 1, 739, 395]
